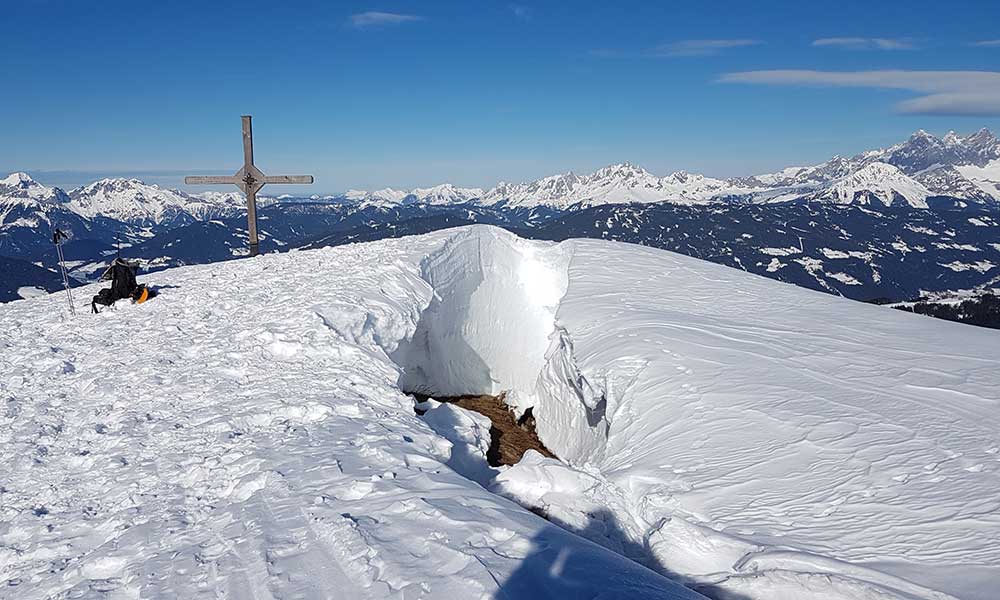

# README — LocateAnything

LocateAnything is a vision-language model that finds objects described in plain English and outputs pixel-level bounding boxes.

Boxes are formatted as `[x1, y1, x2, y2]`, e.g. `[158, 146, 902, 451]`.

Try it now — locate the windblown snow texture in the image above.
[0, 228, 700, 600]
[1, 226, 998, 600]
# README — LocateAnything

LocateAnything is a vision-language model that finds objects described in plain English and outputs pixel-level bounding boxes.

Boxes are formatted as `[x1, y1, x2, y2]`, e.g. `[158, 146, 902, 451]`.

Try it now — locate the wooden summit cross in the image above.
[185, 115, 313, 257]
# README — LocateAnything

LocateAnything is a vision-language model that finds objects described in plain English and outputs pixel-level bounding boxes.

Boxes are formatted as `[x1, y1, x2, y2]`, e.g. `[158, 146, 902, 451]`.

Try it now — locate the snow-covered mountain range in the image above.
[805, 162, 932, 208]
[1, 173, 245, 230]
[481, 163, 740, 208]
[327, 128, 1000, 210]
[0, 172, 73, 227]
[4, 128, 999, 224]
[339, 184, 485, 208]
[67, 178, 245, 225]
[758, 129, 1000, 207]
[3, 128, 1000, 306]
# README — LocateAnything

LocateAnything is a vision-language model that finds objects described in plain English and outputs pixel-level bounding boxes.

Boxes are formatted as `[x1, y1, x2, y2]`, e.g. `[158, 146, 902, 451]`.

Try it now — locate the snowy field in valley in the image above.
[1, 225, 998, 599]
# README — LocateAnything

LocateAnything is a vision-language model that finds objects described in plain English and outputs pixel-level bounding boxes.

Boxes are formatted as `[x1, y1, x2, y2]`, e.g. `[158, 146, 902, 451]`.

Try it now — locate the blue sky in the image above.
[3, 0, 1000, 194]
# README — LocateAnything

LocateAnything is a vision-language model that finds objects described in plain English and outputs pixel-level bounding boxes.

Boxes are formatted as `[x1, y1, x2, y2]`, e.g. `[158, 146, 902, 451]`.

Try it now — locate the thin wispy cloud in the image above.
[972, 40, 1000, 47]
[719, 69, 1000, 116]
[812, 37, 916, 50]
[589, 39, 761, 59]
[349, 11, 422, 28]
[652, 39, 762, 57]
[588, 48, 624, 58]
[510, 4, 531, 20]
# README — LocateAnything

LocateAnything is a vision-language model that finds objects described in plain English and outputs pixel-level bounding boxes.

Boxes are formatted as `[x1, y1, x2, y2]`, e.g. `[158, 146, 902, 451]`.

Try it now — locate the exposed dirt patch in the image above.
[411, 393, 555, 467]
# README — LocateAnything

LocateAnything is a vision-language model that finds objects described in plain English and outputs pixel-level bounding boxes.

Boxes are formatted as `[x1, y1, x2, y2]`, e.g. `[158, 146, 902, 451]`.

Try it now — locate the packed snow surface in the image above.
[2, 226, 999, 600]
[0, 228, 699, 600]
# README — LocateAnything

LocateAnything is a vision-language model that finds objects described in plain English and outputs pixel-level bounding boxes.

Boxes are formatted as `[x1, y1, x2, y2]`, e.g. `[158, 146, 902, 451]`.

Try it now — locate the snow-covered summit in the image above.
[334, 162, 740, 210]
[190, 189, 246, 206]
[482, 171, 583, 208]
[409, 183, 484, 205]
[1, 172, 38, 188]
[68, 177, 243, 224]
[942, 130, 962, 146]
[343, 187, 410, 206]
[963, 127, 1000, 163]
[881, 129, 967, 173]
[339, 184, 483, 207]
[480, 162, 744, 209]
[332, 129, 1000, 210]
[8, 127, 1000, 226]
[872, 128, 1000, 179]
[747, 128, 1000, 204]
[68, 178, 190, 223]
[965, 126, 999, 147]
[0, 172, 67, 203]
[814, 161, 932, 207]
[335, 129, 998, 209]
[2, 225, 998, 599]
[0, 172, 73, 227]
[589, 160, 650, 181]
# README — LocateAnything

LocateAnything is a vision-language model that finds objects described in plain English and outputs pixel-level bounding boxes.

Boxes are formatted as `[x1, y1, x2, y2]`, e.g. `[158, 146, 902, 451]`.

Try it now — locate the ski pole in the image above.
[52, 229, 76, 317]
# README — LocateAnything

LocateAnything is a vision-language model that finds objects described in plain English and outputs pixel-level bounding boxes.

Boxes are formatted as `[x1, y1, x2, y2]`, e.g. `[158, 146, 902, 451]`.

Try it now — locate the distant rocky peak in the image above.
[964, 128, 998, 152]
[592, 162, 648, 179]
[666, 170, 701, 184]
[1, 172, 39, 188]
[87, 177, 153, 191]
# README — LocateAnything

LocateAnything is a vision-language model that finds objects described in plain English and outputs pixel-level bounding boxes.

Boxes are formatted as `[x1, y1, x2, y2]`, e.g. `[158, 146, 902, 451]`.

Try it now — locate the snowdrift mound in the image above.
[2, 225, 999, 600]
[508, 238, 1000, 600]
[390, 227, 609, 466]
[393, 226, 570, 401]
[355, 226, 1000, 599]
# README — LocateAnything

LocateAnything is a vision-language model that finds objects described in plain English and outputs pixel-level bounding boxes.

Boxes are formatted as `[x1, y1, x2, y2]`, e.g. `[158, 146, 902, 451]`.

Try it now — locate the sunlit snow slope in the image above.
[519, 237, 1000, 600]
[0, 229, 700, 600]
[1, 226, 998, 600]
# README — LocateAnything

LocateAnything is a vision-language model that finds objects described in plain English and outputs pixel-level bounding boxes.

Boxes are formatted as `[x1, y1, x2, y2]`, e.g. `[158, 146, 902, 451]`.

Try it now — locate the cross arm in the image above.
[263, 175, 314, 184]
[185, 176, 240, 185]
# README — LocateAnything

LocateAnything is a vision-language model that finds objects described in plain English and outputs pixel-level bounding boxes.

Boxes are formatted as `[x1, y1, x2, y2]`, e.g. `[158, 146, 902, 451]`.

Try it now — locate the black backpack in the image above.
[91, 259, 139, 313]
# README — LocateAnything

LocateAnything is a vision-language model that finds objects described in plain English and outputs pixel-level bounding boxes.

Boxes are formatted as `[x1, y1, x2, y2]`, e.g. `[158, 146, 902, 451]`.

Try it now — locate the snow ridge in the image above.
[0, 173, 74, 228]
[338, 128, 999, 209]
[323, 226, 1000, 599]
[0, 172, 68, 205]
[68, 178, 244, 224]
[2, 226, 999, 599]
[814, 162, 932, 207]
[0, 227, 701, 600]
[482, 162, 741, 209]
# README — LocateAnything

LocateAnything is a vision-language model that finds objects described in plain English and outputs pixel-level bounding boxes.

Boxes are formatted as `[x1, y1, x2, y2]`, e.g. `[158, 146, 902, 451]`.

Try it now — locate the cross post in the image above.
[186, 115, 313, 256]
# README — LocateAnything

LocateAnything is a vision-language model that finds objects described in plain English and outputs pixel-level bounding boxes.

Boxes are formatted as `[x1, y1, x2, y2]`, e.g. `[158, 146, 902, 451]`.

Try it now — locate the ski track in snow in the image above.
[1, 225, 999, 600]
